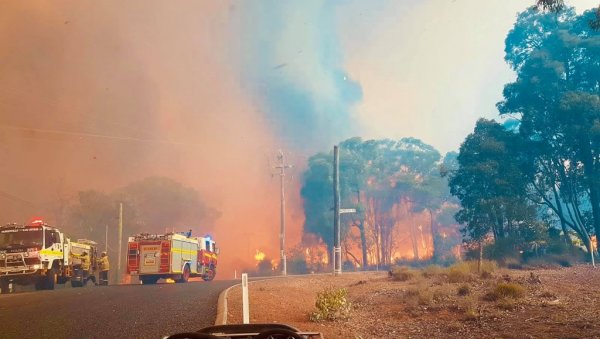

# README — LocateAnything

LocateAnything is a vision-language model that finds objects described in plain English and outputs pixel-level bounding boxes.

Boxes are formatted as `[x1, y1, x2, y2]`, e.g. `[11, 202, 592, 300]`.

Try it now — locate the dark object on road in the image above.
[167, 323, 323, 338]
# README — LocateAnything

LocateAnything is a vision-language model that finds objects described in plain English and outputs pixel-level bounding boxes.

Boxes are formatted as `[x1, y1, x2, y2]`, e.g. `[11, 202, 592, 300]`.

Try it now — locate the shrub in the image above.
[484, 283, 525, 301]
[418, 290, 433, 305]
[422, 265, 444, 278]
[309, 287, 352, 322]
[457, 285, 471, 296]
[405, 287, 432, 306]
[389, 266, 417, 282]
[448, 267, 471, 283]
[480, 270, 493, 279]
[484, 237, 522, 261]
[447, 260, 497, 282]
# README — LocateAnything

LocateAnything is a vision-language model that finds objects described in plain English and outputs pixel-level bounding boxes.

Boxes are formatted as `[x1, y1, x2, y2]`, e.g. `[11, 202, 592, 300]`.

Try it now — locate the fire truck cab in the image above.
[0, 221, 72, 293]
[127, 232, 218, 285]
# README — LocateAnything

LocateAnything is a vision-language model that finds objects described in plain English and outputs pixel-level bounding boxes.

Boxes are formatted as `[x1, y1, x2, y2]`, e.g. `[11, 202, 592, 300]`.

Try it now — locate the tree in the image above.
[535, 0, 600, 30]
[114, 176, 220, 232]
[67, 177, 219, 249]
[498, 6, 600, 253]
[449, 119, 537, 250]
[301, 137, 447, 268]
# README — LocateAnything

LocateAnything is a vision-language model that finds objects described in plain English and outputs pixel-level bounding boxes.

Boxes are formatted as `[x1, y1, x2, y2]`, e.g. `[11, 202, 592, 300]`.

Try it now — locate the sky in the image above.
[0, 0, 598, 275]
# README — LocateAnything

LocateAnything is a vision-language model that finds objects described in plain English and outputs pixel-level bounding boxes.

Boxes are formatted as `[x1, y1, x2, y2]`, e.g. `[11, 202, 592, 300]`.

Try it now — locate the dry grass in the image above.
[483, 282, 525, 301]
[422, 264, 444, 278]
[447, 266, 472, 283]
[390, 266, 418, 281]
[459, 295, 479, 321]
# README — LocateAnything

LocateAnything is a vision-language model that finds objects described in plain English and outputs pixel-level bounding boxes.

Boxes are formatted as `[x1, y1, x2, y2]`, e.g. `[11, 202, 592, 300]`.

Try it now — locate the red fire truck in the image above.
[126, 232, 218, 285]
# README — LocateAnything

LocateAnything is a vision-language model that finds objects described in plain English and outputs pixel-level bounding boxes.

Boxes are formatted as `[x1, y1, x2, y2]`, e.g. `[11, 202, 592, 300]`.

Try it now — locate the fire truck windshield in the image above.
[0, 230, 43, 250]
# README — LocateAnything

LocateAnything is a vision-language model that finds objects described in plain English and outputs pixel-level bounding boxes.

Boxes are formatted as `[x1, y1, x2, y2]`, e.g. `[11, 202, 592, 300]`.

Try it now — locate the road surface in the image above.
[0, 280, 237, 339]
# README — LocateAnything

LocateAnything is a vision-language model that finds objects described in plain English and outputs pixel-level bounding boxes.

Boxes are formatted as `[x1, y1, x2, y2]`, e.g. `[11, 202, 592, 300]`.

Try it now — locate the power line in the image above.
[0, 190, 34, 206]
[0, 124, 200, 147]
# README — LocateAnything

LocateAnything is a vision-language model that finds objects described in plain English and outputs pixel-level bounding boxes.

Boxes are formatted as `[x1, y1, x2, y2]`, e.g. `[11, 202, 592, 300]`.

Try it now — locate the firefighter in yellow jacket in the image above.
[97, 252, 110, 286]
[80, 251, 96, 284]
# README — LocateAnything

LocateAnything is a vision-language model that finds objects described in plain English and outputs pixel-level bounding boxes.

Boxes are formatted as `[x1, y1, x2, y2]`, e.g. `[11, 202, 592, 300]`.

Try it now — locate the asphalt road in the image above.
[0, 280, 237, 339]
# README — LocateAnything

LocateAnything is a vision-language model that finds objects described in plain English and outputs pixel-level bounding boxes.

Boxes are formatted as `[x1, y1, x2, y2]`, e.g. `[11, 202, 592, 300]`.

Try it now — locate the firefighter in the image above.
[80, 252, 96, 285]
[97, 252, 110, 286]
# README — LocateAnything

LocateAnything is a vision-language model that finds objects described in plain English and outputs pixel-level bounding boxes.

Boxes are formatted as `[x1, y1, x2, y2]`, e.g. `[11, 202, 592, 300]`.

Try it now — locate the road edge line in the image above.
[215, 283, 239, 325]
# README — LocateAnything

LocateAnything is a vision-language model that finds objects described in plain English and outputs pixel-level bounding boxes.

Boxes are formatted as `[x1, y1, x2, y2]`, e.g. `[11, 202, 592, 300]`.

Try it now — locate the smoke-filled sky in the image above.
[0, 0, 597, 275]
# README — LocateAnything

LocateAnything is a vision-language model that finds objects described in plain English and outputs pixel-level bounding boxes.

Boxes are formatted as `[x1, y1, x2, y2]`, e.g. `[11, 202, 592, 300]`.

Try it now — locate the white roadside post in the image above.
[242, 273, 250, 324]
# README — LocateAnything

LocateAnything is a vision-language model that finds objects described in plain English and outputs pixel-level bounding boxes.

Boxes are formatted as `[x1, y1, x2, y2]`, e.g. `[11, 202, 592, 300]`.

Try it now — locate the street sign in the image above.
[339, 208, 356, 214]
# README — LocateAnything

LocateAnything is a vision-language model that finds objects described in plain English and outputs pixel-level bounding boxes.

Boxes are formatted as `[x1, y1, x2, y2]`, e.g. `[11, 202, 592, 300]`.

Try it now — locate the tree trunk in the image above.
[358, 221, 368, 270]
[552, 185, 570, 244]
[428, 209, 437, 260]
[589, 185, 600, 243]
[581, 144, 600, 243]
[410, 223, 419, 260]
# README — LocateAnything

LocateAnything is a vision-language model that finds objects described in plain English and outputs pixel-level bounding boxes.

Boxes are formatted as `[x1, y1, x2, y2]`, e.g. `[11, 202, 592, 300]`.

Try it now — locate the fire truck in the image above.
[127, 232, 218, 284]
[0, 221, 73, 293]
[70, 239, 98, 287]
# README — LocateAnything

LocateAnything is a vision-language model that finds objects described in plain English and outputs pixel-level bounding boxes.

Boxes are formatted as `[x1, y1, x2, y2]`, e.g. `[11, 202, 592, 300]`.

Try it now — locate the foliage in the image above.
[449, 119, 537, 246]
[498, 5, 600, 254]
[535, 0, 565, 13]
[309, 287, 352, 322]
[484, 283, 525, 301]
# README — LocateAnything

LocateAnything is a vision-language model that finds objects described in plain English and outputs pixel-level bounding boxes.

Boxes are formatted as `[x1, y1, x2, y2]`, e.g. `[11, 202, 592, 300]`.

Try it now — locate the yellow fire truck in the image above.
[126, 232, 218, 285]
[0, 220, 72, 293]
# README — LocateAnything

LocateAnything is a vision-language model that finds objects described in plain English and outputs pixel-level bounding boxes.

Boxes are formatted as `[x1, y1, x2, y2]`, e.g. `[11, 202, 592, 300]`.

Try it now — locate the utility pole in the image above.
[117, 203, 123, 284]
[333, 145, 356, 276]
[333, 146, 341, 276]
[105, 224, 108, 253]
[275, 150, 292, 276]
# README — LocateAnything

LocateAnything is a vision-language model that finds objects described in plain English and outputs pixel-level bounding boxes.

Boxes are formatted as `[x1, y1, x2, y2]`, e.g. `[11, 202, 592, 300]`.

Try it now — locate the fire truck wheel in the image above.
[44, 268, 57, 290]
[202, 265, 215, 282]
[177, 265, 190, 283]
[0, 279, 9, 294]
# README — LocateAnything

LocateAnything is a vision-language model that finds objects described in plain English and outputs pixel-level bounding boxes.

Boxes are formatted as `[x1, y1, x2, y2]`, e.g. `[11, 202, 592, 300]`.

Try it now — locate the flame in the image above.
[121, 274, 132, 285]
[165, 278, 176, 284]
[254, 250, 266, 262]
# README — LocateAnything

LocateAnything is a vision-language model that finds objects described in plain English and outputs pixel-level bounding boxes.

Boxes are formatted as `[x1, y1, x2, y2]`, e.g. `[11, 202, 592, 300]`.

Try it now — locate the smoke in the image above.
[236, 1, 363, 150]
[0, 1, 290, 277]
